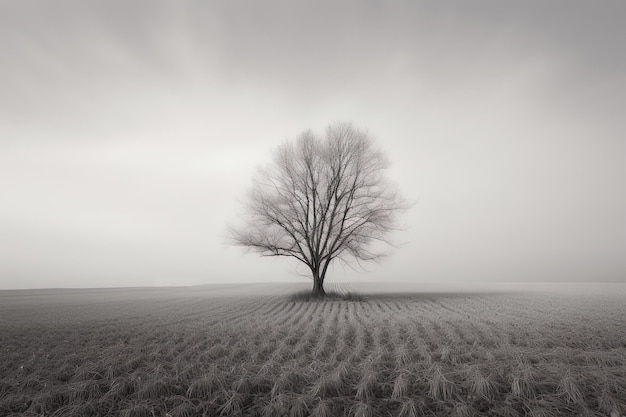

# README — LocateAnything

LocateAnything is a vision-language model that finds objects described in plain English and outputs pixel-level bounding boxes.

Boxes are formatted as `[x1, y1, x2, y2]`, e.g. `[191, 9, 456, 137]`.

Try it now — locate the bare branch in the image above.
[229, 122, 408, 295]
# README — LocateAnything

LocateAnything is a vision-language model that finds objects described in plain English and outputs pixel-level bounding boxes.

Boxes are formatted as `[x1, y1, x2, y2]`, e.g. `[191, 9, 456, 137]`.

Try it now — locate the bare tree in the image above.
[230, 122, 406, 296]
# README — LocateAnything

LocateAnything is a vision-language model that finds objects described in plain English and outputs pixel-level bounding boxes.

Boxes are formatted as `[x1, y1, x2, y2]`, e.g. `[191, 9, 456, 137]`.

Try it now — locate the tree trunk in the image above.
[312, 270, 326, 297]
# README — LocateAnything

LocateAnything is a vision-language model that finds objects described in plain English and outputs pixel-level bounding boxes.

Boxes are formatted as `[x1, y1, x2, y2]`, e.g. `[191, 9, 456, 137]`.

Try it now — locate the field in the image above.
[1, 282, 625, 416]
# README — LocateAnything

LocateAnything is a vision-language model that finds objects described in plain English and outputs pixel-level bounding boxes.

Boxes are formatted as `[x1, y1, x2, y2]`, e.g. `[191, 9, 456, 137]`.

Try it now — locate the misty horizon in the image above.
[1, 1, 625, 289]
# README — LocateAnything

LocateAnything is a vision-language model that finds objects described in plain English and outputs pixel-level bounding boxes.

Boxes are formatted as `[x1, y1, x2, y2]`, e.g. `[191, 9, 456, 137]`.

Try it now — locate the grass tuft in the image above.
[556, 372, 583, 404]
[451, 403, 474, 417]
[168, 399, 195, 417]
[468, 366, 498, 399]
[186, 374, 223, 399]
[0, 393, 31, 414]
[349, 402, 373, 417]
[137, 378, 169, 399]
[492, 404, 520, 417]
[598, 392, 619, 415]
[311, 371, 343, 397]
[288, 396, 309, 417]
[395, 348, 413, 368]
[310, 399, 333, 417]
[391, 373, 410, 400]
[232, 374, 253, 395]
[263, 398, 286, 417]
[270, 369, 307, 397]
[527, 406, 558, 417]
[439, 345, 452, 362]
[511, 377, 533, 398]
[119, 402, 152, 417]
[42, 390, 70, 411]
[207, 344, 229, 360]
[428, 363, 456, 401]
[355, 372, 378, 401]
[398, 399, 420, 417]
[218, 392, 243, 416]
[510, 362, 539, 399]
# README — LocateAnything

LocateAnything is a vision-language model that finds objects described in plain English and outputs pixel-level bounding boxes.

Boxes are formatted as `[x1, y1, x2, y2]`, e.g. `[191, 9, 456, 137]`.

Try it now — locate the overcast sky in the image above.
[1, 1, 624, 289]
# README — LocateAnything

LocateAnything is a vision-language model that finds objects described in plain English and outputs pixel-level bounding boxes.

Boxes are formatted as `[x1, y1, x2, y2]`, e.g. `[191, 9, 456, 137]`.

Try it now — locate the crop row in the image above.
[1, 283, 625, 416]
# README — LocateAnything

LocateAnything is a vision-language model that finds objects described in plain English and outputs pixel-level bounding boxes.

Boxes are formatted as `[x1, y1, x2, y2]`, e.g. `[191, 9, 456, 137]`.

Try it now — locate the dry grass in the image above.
[557, 371, 584, 405]
[310, 368, 344, 398]
[466, 365, 498, 399]
[391, 372, 410, 400]
[398, 399, 420, 417]
[310, 399, 333, 417]
[186, 373, 223, 398]
[1, 282, 625, 416]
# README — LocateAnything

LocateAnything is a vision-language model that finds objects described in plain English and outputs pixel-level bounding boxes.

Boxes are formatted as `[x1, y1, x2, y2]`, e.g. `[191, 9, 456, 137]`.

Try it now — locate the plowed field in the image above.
[1, 282, 625, 416]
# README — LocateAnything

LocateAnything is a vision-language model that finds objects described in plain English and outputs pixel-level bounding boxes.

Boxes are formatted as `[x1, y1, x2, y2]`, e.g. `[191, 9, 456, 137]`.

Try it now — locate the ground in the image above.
[1, 282, 625, 416]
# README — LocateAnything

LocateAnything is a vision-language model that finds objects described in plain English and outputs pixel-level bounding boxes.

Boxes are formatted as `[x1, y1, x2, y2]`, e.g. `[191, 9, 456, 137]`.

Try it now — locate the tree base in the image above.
[312, 278, 326, 297]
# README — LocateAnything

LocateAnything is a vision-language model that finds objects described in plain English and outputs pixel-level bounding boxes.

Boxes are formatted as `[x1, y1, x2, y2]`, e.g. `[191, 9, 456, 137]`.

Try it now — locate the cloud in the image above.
[0, 1, 624, 288]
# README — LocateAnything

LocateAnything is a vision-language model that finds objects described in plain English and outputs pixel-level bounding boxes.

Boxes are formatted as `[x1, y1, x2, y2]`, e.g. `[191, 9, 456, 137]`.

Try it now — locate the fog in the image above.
[1, 1, 624, 289]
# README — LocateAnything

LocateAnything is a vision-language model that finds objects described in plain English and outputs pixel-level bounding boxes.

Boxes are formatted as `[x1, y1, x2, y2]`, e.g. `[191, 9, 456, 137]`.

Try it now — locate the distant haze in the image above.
[1, 1, 624, 289]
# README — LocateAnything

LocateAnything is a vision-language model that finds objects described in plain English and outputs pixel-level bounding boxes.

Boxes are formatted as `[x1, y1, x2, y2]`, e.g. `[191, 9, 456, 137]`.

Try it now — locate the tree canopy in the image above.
[230, 122, 406, 296]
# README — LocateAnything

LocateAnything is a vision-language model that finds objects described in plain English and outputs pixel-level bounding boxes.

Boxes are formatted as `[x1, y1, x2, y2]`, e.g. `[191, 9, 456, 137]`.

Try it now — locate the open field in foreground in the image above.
[1, 282, 625, 416]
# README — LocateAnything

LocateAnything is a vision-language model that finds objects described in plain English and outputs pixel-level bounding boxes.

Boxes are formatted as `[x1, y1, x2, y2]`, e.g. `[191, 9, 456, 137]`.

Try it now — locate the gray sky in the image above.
[1, 1, 624, 289]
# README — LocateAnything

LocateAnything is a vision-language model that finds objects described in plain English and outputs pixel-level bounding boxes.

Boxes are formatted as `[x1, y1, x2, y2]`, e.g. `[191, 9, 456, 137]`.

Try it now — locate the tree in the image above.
[230, 122, 406, 296]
